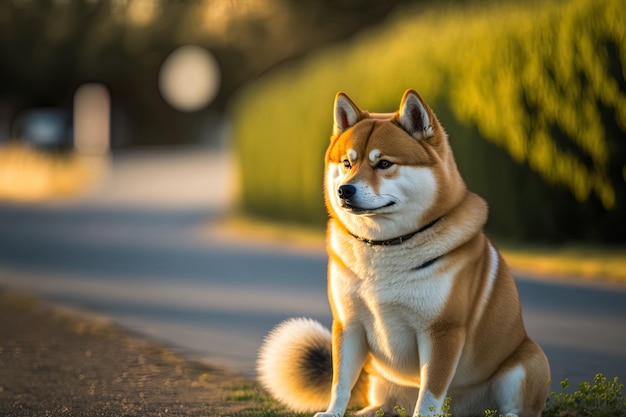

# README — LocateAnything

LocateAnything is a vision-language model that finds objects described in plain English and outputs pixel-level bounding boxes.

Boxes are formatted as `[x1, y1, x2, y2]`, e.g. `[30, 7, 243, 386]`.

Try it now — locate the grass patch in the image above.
[544, 374, 626, 417]
[227, 382, 310, 417]
[225, 382, 270, 402]
[239, 375, 624, 417]
[0, 143, 105, 202]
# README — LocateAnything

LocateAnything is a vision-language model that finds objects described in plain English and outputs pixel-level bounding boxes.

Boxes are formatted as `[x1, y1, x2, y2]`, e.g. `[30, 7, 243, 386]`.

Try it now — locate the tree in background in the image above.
[0, 0, 412, 146]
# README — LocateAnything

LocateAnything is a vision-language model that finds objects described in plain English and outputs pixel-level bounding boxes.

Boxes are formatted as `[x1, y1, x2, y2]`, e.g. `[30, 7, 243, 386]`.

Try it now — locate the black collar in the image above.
[413, 255, 441, 271]
[349, 217, 441, 246]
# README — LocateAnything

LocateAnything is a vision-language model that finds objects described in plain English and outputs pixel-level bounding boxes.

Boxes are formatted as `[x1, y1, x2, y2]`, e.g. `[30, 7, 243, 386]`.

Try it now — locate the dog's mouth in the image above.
[341, 201, 396, 215]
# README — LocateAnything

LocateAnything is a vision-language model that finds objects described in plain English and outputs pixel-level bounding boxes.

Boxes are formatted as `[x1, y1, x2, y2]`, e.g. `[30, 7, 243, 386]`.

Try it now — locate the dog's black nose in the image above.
[338, 184, 356, 200]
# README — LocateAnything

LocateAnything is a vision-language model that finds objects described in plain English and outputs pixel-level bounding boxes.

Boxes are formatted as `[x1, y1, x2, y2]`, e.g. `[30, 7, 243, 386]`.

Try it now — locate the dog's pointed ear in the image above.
[333, 92, 361, 136]
[397, 89, 435, 140]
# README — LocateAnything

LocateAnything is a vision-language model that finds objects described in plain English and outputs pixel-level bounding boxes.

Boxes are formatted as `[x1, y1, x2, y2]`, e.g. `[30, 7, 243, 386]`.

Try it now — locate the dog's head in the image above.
[325, 89, 466, 241]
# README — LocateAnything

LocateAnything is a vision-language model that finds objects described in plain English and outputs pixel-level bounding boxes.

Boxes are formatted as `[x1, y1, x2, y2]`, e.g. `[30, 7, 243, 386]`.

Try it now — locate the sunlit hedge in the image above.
[231, 0, 626, 242]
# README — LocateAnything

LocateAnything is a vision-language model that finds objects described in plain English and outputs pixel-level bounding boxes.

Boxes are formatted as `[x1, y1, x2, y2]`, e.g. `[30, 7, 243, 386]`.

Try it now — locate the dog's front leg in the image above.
[413, 328, 465, 417]
[315, 321, 368, 417]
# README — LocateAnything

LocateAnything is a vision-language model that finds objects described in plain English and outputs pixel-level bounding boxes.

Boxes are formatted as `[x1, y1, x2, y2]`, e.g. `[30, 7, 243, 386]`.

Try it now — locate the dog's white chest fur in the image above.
[329, 231, 456, 385]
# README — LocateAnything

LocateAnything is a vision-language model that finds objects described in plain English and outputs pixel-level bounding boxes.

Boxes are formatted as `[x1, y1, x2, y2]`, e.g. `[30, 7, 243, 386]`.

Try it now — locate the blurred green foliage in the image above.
[231, 0, 626, 243]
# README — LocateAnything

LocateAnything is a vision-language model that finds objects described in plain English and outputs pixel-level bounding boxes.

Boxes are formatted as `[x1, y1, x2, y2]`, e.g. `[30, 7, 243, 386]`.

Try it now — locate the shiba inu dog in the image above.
[257, 90, 550, 417]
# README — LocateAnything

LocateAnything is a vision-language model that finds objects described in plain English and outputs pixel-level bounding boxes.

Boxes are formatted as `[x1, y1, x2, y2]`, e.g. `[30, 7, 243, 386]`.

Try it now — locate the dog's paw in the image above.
[314, 413, 340, 417]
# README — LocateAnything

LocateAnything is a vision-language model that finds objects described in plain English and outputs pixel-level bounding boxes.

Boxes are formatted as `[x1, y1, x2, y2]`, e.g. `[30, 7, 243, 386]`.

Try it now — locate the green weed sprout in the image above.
[543, 373, 626, 417]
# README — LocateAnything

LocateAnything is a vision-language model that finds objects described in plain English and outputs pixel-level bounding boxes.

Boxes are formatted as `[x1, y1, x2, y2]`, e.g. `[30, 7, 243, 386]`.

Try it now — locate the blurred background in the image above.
[0, 0, 625, 385]
[0, 0, 406, 148]
[1, 0, 624, 243]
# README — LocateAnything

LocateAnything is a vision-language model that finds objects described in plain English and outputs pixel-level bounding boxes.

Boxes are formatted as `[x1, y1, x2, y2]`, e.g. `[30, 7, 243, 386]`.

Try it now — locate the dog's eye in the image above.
[342, 160, 352, 169]
[376, 160, 393, 170]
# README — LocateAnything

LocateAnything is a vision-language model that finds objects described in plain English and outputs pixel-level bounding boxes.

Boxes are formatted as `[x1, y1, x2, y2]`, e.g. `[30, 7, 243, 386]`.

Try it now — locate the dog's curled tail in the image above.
[257, 318, 334, 412]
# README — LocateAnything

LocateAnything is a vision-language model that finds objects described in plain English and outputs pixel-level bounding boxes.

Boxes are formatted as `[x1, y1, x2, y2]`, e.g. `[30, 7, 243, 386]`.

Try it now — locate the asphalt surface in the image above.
[0, 146, 624, 390]
[0, 289, 253, 417]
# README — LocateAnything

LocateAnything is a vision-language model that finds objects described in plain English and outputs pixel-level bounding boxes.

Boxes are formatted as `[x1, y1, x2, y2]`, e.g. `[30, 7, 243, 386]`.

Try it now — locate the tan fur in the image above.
[257, 90, 550, 417]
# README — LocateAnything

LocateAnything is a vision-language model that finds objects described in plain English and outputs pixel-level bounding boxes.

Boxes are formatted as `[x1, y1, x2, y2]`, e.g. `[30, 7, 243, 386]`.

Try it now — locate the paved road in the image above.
[0, 147, 625, 391]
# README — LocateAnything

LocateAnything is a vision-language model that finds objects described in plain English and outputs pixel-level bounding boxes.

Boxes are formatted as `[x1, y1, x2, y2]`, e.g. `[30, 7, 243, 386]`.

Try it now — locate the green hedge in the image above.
[230, 0, 626, 242]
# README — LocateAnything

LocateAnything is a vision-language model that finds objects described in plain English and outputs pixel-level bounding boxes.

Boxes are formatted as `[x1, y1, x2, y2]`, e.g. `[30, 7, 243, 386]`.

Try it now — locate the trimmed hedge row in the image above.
[230, 0, 626, 242]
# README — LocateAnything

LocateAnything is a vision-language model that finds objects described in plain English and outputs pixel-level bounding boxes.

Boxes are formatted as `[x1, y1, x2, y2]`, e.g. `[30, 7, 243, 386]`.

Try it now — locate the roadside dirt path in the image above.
[0, 289, 266, 417]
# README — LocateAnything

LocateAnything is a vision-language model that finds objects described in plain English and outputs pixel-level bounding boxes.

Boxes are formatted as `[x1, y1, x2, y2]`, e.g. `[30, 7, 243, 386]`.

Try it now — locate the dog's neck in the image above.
[329, 191, 488, 261]
[348, 217, 441, 246]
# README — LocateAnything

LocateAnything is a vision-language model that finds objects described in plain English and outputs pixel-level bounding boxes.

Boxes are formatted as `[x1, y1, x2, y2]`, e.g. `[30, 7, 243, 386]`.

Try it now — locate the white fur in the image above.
[324, 229, 460, 417]
[326, 164, 438, 241]
[415, 389, 446, 417]
[493, 365, 526, 417]
[321, 325, 368, 417]
[475, 243, 499, 322]
[348, 148, 358, 162]
[368, 149, 381, 163]
[328, 261, 351, 324]
[329, 230, 460, 390]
